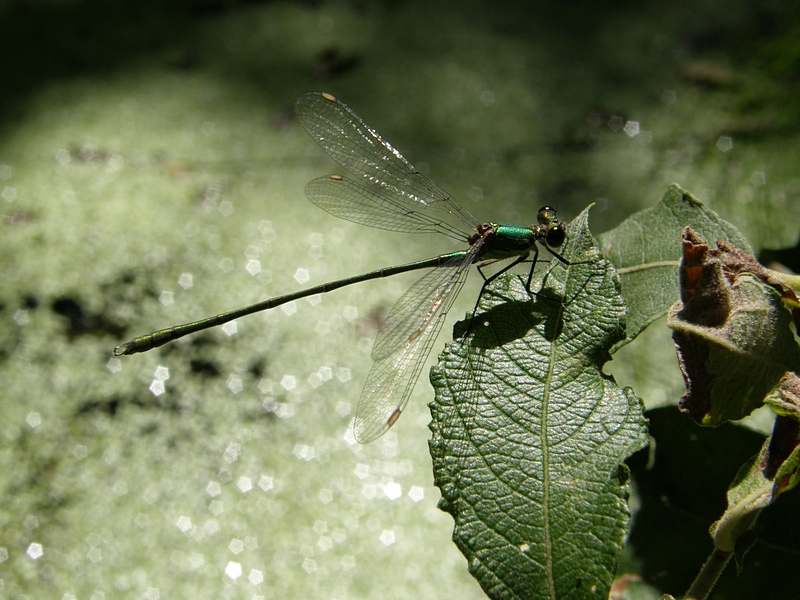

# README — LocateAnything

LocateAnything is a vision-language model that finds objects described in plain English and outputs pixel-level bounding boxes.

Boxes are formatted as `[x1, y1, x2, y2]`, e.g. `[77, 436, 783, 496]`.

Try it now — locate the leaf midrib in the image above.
[615, 259, 679, 275]
[541, 296, 567, 600]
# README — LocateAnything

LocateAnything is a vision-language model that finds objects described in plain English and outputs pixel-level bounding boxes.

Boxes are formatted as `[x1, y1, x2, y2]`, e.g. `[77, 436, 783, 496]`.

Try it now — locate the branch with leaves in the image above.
[429, 185, 800, 599]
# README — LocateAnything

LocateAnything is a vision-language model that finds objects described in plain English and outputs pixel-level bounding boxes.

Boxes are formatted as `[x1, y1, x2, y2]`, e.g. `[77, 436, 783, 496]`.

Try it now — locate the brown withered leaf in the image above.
[667, 227, 800, 425]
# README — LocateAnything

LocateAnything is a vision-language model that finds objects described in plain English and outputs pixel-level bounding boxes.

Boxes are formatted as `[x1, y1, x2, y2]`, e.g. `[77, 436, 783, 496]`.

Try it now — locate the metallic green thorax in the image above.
[480, 224, 542, 260]
[468, 206, 566, 263]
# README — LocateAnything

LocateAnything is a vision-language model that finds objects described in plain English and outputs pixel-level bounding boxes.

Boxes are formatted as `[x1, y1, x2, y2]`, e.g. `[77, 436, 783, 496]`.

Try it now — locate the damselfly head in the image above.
[536, 206, 566, 248]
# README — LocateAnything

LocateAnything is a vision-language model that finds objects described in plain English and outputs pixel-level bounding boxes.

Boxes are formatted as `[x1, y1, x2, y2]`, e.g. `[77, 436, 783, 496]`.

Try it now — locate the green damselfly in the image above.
[115, 92, 580, 443]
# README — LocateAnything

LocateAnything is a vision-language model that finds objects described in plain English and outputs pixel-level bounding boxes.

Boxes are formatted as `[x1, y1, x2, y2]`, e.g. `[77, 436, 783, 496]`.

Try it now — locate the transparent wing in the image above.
[305, 175, 468, 242]
[296, 92, 479, 233]
[354, 251, 475, 443]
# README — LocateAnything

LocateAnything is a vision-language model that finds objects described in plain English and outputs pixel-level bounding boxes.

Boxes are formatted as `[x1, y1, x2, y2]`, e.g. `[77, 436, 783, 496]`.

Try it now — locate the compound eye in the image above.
[537, 206, 557, 225]
[546, 224, 566, 247]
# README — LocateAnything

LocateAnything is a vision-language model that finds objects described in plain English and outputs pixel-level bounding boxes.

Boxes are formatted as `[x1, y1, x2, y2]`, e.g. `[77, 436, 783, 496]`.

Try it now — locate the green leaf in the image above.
[711, 373, 800, 560]
[597, 184, 751, 351]
[429, 207, 648, 600]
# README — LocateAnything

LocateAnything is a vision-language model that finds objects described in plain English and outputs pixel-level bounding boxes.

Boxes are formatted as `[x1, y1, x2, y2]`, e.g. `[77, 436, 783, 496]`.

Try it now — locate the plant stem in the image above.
[684, 548, 732, 600]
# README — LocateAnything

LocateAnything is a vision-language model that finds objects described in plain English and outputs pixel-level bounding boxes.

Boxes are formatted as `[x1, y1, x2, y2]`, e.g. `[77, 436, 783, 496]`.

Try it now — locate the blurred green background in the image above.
[1, 0, 799, 598]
